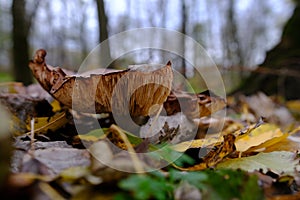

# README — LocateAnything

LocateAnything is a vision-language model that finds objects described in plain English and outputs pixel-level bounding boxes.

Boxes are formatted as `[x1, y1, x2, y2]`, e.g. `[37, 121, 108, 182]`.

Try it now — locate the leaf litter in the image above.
[0, 49, 300, 199]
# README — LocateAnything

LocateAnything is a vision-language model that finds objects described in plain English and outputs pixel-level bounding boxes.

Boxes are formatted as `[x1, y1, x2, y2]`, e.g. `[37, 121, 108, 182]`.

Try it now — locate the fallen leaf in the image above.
[174, 181, 202, 200]
[286, 100, 300, 120]
[0, 104, 12, 187]
[0, 82, 24, 94]
[217, 151, 300, 176]
[25, 112, 69, 135]
[171, 136, 223, 152]
[38, 182, 66, 200]
[245, 92, 294, 127]
[0, 93, 54, 135]
[29, 49, 173, 117]
[235, 124, 286, 153]
[77, 128, 107, 142]
[174, 134, 236, 171]
[33, 148, 91, 176]
[164, 90, 226, 119]
[0, 93, 53, 119]
[89, 141, 143, 180]
[29, 49, 226, 120]
[140, 112, 197, 145]
[12, 144, 90, 177]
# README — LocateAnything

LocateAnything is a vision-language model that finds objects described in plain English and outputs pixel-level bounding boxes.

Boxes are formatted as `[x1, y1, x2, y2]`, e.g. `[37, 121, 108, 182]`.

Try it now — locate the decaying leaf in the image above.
[245, 92, 295, 127]
[89, 140, 146, 180]
[174, 134, 236, 171]
[140, 112, 197, 144]
[163, 90, 226, 119]
[29, 49, 173, 117]
[174, 181, 202, 200]
[0, 104, 11, 189]
[0, 93, 53, 120]
[25, 112, 69, 135]
[0, 93, 54, 135]
[11, 139, 88, 175]
[0, 82, 24, 94]
[29, 49, 226, 119]
[217, 151, 300, 176]
[33, 147, 90, 176]
[171, 135, 223, 152]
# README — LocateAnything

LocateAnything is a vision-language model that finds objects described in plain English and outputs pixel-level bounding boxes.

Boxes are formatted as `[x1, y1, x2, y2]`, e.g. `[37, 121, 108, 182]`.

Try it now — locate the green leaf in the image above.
[118, 174, 173, 200]
[203, 169, 264, 200]
[169, 169, 207, 186]
[217, 151, 300, 175]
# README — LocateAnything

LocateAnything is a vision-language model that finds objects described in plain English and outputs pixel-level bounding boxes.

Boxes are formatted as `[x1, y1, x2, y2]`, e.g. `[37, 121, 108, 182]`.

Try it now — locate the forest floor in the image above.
[0, 60, 300, 199]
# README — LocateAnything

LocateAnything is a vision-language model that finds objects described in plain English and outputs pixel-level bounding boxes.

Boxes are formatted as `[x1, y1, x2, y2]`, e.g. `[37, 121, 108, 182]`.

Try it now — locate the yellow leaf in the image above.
[50, 99, 62, 112]
[235, 124, 283, 152]
[0, 82, 24, 93]
[39, 182, 65, 200]
[263, 126, 300, 152]
[77, 128, 107, 142]
[174, 134, 236, 171]
[171, 136, 223, 152]
[26, 112, 69, 135]
[286, 100, 300, 113]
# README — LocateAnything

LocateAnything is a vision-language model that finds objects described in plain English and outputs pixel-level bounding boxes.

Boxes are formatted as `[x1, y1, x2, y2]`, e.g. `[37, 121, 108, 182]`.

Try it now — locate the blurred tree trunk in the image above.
[222, 0, 243, 73]
[95, 0, 113, 68]
[11, 0, 32, 85]
[180, 1, 187, 77]
[79, 2, 89, 61]
[236, 0, 300, 100]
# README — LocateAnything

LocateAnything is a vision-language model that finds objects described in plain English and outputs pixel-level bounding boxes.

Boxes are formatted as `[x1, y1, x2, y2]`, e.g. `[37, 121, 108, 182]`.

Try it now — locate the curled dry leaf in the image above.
[164, 90, 226, 119]
[29, 49, 226, 119]
[29, 49, 173, 117]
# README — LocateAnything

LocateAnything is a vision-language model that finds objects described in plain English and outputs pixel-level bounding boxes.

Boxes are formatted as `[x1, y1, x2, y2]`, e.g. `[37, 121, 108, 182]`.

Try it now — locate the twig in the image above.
[30, 118, 35, 150]
[223, 66, 300, 78]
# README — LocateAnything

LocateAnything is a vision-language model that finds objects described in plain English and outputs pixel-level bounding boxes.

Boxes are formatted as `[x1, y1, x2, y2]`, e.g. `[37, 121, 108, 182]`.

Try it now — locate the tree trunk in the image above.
[11, 0, 33, 85]
[235, 0, 300, 100]
[222, 0, 243, 71]
[180, 1, 187, 77]
[95, 0, 113, 68]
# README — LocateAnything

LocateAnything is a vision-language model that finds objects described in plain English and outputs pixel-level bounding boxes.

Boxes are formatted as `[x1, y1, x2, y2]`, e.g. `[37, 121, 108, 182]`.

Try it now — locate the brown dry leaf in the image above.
[140, 112, 197, 145]
[29, 49, 226, 119]
[12, 139, 90, 177]
[29, 49, 173, 118]
[89, 140, 145, 180]
[164, 90, 226, 119]
[174, 134, 236, 171]
[244, 92, 294, 127]
[174, 181, 202, 200]
[0, 93, 54, 135]
[28, 148, 90, 177]
[0, 93, 53, 120]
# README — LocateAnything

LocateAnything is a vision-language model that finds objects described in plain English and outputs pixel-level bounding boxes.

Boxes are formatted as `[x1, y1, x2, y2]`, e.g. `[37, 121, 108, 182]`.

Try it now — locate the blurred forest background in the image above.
[0, 0, 299, 97]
